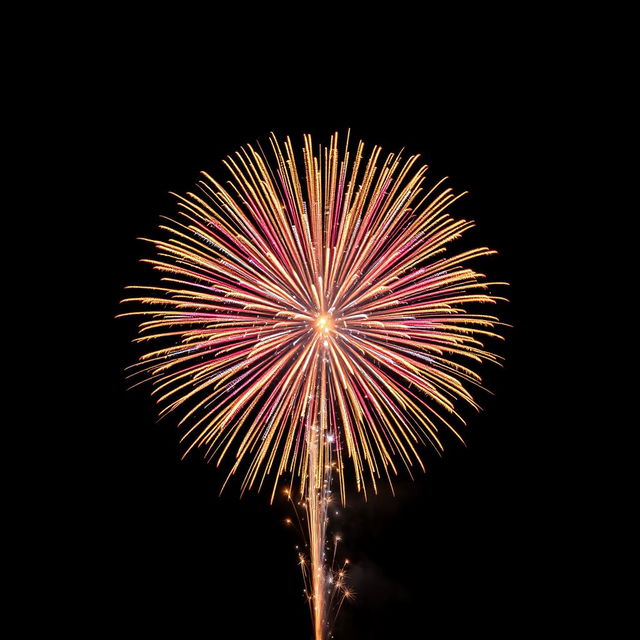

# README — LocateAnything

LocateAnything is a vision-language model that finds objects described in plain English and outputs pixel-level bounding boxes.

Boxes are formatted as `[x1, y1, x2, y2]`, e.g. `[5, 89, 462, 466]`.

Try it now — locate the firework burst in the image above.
[120, 132, 507, 639]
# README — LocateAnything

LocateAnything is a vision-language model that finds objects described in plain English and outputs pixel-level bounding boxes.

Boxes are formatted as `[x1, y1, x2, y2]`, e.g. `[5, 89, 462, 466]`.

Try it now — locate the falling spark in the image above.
[120, 132, 507, 639]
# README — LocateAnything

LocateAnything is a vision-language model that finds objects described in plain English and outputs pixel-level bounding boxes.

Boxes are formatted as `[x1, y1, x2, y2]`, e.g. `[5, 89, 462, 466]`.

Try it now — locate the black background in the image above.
[85, 45, 571, 639]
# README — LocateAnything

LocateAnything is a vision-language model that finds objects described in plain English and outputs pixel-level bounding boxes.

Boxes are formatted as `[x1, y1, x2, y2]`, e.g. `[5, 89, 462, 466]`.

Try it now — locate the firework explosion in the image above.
[120, 132, 506, 639]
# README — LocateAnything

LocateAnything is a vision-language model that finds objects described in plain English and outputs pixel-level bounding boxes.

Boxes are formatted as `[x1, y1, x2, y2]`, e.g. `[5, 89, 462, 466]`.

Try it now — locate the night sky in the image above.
[90, 51, 566, 639]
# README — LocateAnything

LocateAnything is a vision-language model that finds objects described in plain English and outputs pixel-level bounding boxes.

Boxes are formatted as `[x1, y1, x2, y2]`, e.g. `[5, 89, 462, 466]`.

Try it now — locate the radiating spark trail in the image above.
[120, 132, 507, 639]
